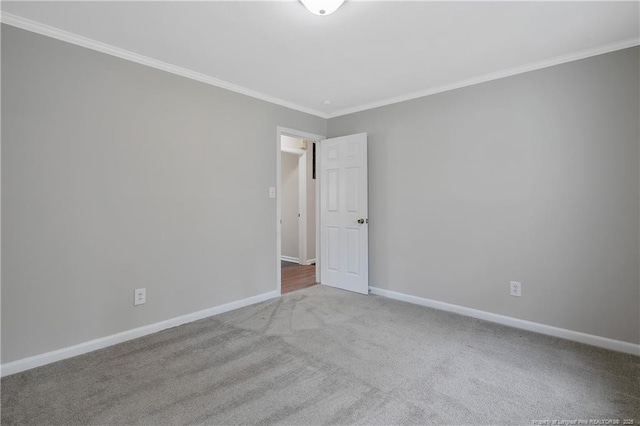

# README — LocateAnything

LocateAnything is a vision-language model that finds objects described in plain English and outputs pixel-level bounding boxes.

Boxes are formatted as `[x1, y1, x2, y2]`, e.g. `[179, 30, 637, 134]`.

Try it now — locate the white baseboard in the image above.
[281, 256, 299, 264]
[0, 290, 279, 377]
[305, 258, 316, 265]
[369, 287, 640, 356]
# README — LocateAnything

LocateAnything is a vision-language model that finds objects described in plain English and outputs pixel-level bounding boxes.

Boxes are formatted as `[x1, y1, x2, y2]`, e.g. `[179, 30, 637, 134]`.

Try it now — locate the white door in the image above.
[320, 133, 368, 294]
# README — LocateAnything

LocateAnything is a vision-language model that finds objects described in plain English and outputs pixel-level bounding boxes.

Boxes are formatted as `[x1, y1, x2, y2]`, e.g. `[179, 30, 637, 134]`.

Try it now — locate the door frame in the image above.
[280, 146, 307, 265]
[276, 126, 325, 295]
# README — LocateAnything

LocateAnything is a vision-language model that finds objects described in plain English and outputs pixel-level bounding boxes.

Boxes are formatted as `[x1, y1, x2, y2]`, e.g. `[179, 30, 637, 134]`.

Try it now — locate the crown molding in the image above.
[1, 12, 637, 121]
[327, 37, 640, 119]
[0, 12, 330, 119]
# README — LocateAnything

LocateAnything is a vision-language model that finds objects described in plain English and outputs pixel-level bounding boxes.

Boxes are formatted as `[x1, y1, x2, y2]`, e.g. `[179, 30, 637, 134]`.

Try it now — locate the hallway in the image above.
[281, 262, 316, 294]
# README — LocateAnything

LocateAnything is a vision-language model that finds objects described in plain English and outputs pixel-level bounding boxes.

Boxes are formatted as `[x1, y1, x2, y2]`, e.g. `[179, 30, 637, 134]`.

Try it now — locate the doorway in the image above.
[276, 127, 324, 295]
[276, 128, 370, 296]
[280, 135, 316, 294]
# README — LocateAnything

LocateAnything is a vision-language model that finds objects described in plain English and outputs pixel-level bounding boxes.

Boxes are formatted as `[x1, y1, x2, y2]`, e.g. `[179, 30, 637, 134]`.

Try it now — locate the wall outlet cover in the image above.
[510, 281, 522, 297]
[134, 288, 146, 306]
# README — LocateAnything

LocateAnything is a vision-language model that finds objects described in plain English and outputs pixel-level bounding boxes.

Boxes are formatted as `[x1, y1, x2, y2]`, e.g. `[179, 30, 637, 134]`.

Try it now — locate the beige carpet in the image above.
[2, 285, 639, 425]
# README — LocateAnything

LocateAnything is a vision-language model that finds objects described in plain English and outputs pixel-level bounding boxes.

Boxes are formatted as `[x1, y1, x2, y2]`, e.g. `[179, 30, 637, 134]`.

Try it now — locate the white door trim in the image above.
[297, 151, 307, 265]
[276, 127, 324, 295]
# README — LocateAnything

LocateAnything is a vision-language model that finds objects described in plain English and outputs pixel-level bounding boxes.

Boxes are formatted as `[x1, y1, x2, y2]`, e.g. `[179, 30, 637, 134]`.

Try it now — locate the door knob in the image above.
[357, 218, 366, 224]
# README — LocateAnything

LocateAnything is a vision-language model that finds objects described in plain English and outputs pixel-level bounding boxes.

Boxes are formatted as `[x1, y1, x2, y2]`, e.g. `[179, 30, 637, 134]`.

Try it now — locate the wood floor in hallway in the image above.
[281, 263, 317, 294]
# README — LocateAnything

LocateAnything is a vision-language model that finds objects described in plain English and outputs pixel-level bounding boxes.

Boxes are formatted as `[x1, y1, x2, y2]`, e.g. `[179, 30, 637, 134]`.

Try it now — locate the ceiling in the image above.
[1, 1, 638, 118]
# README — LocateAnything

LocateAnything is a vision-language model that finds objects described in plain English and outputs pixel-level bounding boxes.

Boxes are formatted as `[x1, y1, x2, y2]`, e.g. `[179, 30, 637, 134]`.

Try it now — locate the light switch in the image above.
[269, 187, 276, 198]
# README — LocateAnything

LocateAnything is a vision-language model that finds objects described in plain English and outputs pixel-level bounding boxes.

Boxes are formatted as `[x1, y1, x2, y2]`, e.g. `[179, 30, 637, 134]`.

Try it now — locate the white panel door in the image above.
[320, 133, 368, 294]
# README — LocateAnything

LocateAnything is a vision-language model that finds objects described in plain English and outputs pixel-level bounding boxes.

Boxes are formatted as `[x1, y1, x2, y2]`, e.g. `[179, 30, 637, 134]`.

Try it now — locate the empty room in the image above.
[1, 1, 639, 424]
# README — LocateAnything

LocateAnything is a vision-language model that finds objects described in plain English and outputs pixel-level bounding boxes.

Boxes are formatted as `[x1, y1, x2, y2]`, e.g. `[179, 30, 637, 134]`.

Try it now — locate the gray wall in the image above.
[1, 25, 326, 363]
[2, 22, 638, 366]
[328, 47, 640, 344]
[281, 152, 299, 259]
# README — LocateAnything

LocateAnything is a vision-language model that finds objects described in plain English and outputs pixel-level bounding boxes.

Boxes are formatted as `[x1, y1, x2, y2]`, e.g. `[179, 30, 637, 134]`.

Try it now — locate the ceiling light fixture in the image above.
[301, 0, 345, 16]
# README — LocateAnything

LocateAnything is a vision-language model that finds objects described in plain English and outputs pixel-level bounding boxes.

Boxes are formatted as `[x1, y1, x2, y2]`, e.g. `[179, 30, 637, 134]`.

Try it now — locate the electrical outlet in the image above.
[510, 281, 522, 297]
[134, 288, 146, 306]
[269, 187, 276, 198]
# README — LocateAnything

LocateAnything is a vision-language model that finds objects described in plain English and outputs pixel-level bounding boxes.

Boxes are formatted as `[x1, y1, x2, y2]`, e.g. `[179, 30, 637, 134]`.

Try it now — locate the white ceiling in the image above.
[2, 1, 639, 118]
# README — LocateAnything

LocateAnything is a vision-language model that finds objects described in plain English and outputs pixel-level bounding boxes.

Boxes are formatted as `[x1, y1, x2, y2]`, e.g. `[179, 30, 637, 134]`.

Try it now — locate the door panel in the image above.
[320, 133, 368, 294]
